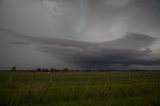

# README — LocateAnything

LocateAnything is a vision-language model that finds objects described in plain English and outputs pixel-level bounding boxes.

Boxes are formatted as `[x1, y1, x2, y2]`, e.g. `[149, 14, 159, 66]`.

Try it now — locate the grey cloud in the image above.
[50, 47, 155, 68]
[1, 0, 160, 69]
[11, 41, 30, 45]
[101, 32, 157, 49]
[105, 0, 133, 7]
[3, 28, 157, 69]
[1, 0, 160, 42]
[38, 33, 158, 68]
[0, 0, 86, 41]
[5, 28, 155, 50]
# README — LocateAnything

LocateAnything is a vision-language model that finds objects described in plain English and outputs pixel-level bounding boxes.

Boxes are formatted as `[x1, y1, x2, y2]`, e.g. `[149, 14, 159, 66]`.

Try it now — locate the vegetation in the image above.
[11, 66, 16, 72]
[0, 72, 160, 106]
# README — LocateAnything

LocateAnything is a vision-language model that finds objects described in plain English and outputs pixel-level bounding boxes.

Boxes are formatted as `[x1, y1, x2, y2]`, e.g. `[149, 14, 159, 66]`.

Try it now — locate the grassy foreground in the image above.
[0, 72, 160, 106]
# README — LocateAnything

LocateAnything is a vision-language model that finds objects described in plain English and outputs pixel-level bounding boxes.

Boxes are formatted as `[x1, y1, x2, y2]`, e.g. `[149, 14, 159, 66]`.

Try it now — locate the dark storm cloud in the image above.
[42, 47, 154, 68]
[32, 34, 159, 68]
[39, 33, 157, 68]
[68, 49, 159, 68]
[2, 28, 158, 69]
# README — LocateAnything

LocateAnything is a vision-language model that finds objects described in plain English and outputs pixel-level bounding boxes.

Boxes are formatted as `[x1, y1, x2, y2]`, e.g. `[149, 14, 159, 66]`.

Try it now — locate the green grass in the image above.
[0, 72, 160, 106]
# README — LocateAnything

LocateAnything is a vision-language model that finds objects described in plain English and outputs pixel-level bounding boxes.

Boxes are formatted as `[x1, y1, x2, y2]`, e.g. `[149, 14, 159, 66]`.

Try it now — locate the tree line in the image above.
[10, 66, 160, 72]
[11, 66, 70, 72]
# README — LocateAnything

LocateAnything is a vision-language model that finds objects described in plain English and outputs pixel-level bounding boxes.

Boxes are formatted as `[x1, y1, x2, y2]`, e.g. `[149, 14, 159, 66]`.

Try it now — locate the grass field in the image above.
[0, 72, 160, 106]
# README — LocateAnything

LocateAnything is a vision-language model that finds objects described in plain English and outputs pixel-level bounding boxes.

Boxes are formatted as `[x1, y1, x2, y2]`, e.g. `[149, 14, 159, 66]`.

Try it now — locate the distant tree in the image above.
[46, 68, 49, 72]
[42, 68, 49, 72]
[51, 68, 54, 71]
[37, 68, 41, 72]
[42, 68, 45, 72]
[51, 68, 56, 73]
[11, 66, 16, 72]
[63, 68, 69, 72]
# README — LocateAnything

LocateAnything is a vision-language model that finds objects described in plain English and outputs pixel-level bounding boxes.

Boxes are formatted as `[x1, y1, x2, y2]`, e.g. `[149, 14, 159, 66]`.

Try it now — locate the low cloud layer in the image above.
[1, 28, 160, 69]
[32, 32, 159, 69]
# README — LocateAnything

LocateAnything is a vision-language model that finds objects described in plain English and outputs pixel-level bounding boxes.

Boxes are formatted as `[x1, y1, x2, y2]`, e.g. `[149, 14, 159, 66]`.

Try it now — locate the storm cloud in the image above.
[0, 0, 160, 70]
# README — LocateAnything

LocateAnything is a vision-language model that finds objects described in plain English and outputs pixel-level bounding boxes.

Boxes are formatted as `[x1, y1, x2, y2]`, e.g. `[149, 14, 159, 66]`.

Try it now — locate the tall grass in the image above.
[0, 72, 160, 106]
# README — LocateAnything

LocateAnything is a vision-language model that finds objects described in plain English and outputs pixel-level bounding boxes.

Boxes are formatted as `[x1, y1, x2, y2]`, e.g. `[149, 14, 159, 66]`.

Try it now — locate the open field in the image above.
[0, 72, 160, 106]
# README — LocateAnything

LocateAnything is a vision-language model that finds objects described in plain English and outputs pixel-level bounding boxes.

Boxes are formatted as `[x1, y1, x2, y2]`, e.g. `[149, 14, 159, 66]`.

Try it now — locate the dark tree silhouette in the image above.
[11, 66, 16, 72]
[37, 68, 41, 72]
[51, 68, 56, 73]
[63, 68, 69, 72]
[51, 68, 54, 71]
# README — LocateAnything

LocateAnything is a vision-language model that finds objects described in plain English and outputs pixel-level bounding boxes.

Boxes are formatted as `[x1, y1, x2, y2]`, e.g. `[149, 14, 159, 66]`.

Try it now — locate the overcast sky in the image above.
[0, 0, 160, 70]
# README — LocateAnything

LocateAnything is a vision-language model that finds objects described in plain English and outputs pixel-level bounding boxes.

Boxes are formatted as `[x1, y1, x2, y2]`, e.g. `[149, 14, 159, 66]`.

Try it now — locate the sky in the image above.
[0, 0, 160, 70]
